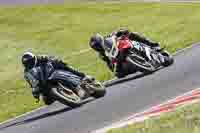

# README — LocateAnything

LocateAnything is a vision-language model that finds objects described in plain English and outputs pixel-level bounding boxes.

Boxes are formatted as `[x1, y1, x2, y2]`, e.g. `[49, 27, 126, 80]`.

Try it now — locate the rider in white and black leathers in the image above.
[22, 52, 91, 99]
[89, 28, 161, 78]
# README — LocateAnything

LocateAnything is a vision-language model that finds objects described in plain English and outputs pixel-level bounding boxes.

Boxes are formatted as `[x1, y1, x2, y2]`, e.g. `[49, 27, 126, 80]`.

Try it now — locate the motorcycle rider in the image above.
[89, 28, 161, 77]
[22, 51, 92, 100]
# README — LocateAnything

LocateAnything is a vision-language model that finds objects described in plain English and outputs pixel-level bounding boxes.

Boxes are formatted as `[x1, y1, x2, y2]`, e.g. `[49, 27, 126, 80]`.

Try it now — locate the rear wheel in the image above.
[51, 84, 81, 108]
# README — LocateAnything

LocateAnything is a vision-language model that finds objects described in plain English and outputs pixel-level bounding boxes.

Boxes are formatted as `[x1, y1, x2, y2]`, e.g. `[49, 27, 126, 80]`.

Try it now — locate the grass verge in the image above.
[0, 3, 200, 122]
[108, 102, 200, 133]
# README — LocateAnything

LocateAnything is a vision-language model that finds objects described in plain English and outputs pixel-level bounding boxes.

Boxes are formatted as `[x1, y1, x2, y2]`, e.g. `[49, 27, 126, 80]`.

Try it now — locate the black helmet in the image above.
[89, 33, 104, 52]
[22, 52, 37, 69]
[116, 28, 130, 38]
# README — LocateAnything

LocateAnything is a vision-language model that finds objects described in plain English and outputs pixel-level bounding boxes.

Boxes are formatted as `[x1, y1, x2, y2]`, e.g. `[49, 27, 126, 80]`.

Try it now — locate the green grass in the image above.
[0, 3, 200, 122]
[108, 102, 200, 133]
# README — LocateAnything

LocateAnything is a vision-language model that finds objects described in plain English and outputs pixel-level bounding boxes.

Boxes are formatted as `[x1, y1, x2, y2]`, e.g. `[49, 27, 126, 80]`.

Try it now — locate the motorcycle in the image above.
[103, 36, 174, 77]
[25, 62, 106, 108]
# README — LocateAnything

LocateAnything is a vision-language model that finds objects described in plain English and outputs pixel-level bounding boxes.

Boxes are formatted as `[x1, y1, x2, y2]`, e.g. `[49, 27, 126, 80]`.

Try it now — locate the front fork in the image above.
[143, 46, 165, 64]
[144, 47, 152, 61]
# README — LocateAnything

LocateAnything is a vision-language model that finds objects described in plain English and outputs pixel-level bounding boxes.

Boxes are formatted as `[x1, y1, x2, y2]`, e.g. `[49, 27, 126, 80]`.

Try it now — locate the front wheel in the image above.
[161, 51, 174, 67]
[126, 54, 156, 73]
[88, 81, 106, 98]
[51, 84, 81, 108]
[92, 87, 106, 98]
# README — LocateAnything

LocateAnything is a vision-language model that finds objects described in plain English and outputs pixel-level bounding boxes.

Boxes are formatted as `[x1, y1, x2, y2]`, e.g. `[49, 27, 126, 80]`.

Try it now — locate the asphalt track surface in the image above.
[0, 43, 200, 133]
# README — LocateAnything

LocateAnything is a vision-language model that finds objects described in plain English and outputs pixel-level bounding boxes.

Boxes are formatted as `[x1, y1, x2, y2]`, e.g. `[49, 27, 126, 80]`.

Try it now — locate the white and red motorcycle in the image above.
[103, 36, 174, 77]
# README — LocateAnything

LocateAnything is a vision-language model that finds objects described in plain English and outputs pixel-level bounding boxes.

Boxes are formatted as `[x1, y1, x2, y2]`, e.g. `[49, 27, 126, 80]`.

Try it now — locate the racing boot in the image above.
[115, 63, 126, 78]
[115, 50, 127, 78]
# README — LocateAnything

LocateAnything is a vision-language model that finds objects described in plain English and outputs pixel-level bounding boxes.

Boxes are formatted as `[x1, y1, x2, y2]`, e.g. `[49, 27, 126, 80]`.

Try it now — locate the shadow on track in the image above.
[104, 72, 151, 87]
[0, 98, 94, 130]
[104, 65, 166, 88]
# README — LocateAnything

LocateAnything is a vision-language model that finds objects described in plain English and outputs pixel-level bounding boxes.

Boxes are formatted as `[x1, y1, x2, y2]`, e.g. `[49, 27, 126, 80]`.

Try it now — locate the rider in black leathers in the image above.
[89, 28, 161, 77]
[22, 52, 90, 99]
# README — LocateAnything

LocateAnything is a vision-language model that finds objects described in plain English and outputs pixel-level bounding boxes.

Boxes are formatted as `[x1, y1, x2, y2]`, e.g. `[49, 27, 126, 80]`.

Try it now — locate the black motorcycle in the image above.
[25, 62, 106, 107]
[126, 41, 174, 73]
[103, 37, 174, 77]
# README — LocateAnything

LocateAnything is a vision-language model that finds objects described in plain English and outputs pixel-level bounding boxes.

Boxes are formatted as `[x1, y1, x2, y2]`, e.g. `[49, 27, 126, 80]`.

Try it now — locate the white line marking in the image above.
[172, 42, 200, 56]
[94, 88, 200, 133]
[0, 106, 46, 125]
[70, 48, 91, 56]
